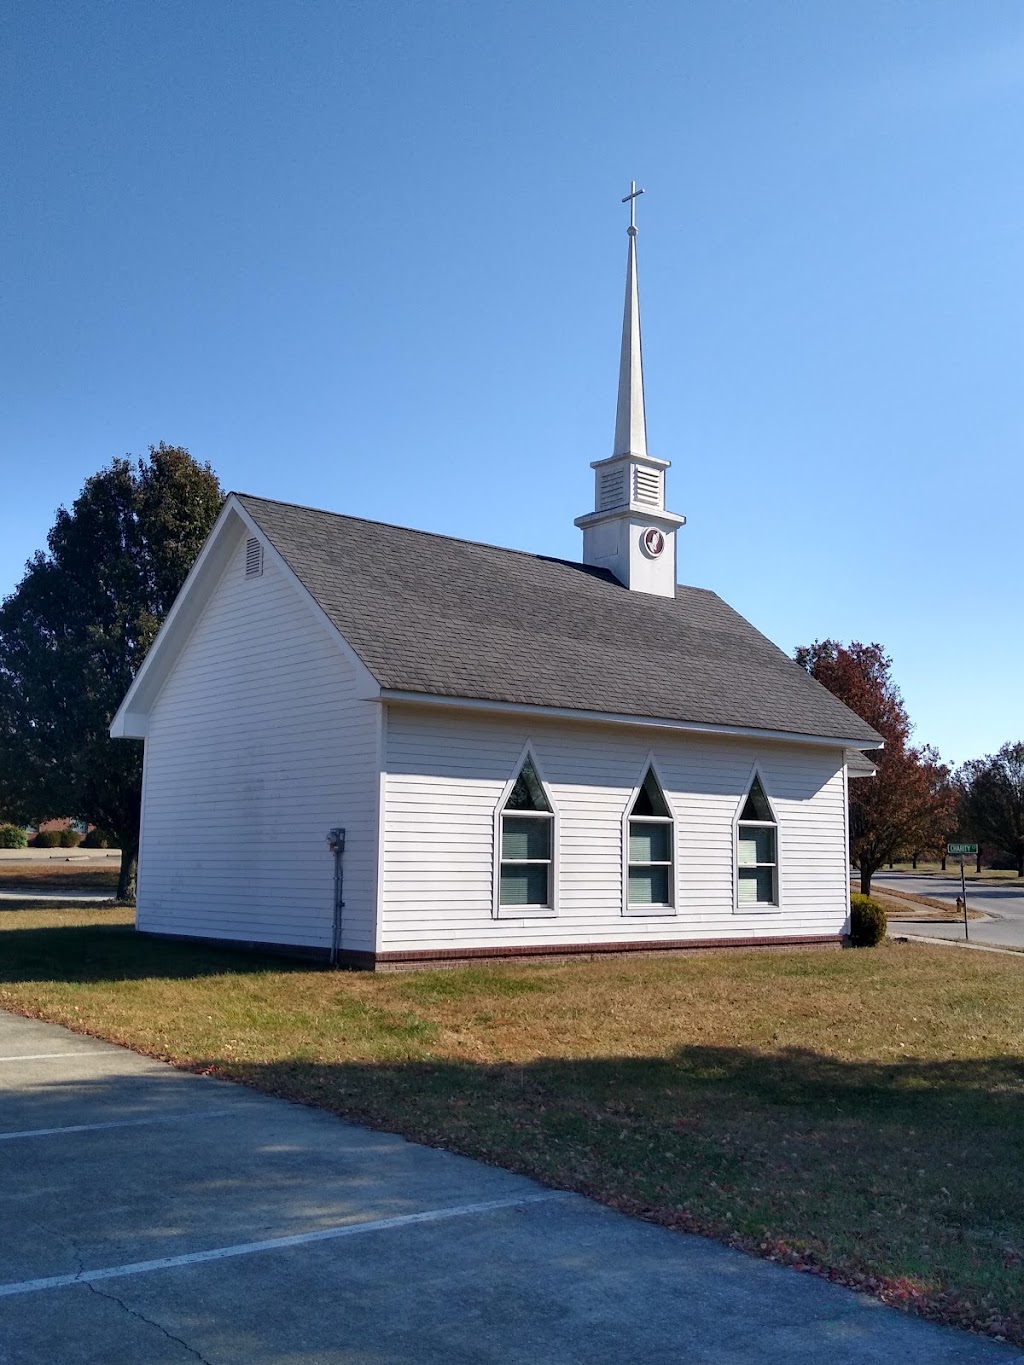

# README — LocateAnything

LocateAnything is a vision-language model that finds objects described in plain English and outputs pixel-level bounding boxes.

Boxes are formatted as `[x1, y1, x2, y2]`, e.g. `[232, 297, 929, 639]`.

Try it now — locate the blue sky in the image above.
[2, 1, 1021, 767]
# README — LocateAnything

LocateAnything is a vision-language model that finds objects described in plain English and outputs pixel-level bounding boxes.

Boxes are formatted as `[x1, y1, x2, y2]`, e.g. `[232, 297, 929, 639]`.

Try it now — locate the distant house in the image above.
[111, 213, 880, 969]
[25, 819, 89, 842]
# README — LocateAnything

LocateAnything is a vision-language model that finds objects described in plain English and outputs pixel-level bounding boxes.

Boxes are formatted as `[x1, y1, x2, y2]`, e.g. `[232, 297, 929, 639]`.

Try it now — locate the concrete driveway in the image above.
[876, 872, 1024, 950]
[1, 1010, 1020, 1364]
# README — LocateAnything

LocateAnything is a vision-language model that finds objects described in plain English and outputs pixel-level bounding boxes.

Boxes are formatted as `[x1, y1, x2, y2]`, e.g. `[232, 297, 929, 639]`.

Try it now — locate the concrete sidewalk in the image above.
[1, 1010, 1019, 1364]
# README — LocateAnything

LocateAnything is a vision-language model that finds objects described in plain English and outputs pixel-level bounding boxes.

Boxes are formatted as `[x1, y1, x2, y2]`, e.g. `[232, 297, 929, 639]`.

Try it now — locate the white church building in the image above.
[112, 197, 880, 969]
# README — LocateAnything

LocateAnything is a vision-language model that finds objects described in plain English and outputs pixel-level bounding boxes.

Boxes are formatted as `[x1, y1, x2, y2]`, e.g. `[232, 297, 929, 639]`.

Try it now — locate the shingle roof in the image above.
[236, 494, 881, 746]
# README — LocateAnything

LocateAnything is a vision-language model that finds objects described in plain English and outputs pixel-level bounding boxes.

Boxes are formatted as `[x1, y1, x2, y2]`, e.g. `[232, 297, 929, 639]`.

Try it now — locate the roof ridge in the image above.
[234, 492, 582, 567]
[232, 491, 715, 594]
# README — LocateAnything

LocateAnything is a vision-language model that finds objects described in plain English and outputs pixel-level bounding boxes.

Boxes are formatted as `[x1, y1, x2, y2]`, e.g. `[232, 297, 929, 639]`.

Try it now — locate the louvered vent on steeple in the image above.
[598, 466, 628, 511]
[245, 537, 263, 578]
[633, 466, 662, 507]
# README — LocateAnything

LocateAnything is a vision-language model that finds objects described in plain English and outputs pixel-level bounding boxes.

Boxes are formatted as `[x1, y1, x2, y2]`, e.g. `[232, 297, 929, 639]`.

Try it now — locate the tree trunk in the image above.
[940, 854, 947, 871]
[1017, 852, 1023, 878]
[976, 848, 983, 875]
[115, 835, 138, 905]
[860, 867, 873, 896]
[911, 853, 918, 870]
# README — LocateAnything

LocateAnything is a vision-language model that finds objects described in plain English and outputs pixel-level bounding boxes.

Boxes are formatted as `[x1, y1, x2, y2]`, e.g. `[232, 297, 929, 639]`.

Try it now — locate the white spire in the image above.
[613, 181, 647, 459]
[574, 181, 685, 598]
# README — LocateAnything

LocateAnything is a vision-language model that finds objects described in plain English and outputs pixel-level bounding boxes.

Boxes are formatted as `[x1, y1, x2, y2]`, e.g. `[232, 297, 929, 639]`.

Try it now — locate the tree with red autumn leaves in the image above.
[794, 641, 954, 895]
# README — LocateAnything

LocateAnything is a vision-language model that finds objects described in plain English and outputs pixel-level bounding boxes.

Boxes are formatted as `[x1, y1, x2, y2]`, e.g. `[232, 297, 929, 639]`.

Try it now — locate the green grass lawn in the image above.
[1, 905, 1022, 1344]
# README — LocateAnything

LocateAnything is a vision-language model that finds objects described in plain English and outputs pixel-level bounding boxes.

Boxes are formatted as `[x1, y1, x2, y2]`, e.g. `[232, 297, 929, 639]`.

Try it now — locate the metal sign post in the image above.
[947, 843, 978, 942]
[960, 857, 968, 941]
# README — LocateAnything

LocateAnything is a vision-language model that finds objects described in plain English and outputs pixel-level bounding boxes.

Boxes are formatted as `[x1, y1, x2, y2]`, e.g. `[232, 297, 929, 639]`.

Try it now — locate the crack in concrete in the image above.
[68, 1238, 213, 1364]
[85, 1279, 214, 1365]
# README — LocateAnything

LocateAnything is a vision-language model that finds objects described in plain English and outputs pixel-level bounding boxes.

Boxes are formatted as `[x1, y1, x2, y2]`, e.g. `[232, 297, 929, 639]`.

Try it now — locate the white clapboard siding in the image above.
[138, 531, 379, 951]
[381, 705, 849, 951]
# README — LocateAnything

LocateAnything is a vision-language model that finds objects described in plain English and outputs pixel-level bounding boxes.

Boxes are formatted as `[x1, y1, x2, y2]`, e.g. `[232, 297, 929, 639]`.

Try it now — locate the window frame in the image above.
[621, 756, 677, 917]
[492, 744, 559, 919]
[733, 766, 781, 913]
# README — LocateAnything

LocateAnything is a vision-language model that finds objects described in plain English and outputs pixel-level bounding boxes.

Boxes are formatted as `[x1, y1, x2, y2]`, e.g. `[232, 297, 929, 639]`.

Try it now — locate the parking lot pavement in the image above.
[2, 1010, 1021, 1365]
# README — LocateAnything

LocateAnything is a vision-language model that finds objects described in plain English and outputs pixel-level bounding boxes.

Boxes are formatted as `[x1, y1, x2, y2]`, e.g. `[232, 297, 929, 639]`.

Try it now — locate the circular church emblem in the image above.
[641, 527, 665, 558]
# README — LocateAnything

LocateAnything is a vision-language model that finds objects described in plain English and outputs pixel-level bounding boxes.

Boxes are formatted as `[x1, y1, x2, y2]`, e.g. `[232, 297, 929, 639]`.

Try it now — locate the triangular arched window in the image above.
[627, 767, 673, 907]
[504, 759, 551, 813]
[499, 758, 553, 908]
[737, 774, 778, 906]
[740, 776, 773, 823]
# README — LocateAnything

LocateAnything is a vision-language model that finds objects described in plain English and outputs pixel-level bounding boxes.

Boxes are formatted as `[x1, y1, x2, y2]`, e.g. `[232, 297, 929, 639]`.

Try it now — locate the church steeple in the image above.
[575, 183, 685, 598]
[613, 186, 647, 460]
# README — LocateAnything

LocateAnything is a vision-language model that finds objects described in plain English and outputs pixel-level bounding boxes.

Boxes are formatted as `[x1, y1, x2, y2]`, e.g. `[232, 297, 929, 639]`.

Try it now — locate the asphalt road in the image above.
[3, 1010, 1020, 1364]
[875, 872, 1024, 950]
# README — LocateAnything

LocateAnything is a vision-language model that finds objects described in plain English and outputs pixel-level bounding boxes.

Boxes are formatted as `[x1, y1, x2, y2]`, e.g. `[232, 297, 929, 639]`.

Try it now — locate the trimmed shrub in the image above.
[57, 830, 82, 848]
[850, 893, 887, 947]
[0, 824, 28, 849]
[34, 831, 61, 848]
[81, 828, 110, 849]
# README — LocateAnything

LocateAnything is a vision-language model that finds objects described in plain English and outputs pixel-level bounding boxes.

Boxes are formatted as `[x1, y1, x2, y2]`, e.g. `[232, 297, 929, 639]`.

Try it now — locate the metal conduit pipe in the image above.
[326, 828, 346, 966]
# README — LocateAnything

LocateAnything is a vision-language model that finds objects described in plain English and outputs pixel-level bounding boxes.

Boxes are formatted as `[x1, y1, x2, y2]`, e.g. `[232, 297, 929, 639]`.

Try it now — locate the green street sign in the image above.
[948, 842, 978, 857]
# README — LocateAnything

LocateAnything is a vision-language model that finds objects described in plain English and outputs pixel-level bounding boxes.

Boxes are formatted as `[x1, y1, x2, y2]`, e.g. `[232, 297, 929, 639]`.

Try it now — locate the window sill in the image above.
[494, 906, 559, 920]
[623, 905, 677, 917]
[733, 904, 782, 914]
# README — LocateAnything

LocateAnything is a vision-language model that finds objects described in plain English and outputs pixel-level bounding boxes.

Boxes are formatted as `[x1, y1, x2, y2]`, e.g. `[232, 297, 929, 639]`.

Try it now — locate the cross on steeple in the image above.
[621, 180, 644, 233]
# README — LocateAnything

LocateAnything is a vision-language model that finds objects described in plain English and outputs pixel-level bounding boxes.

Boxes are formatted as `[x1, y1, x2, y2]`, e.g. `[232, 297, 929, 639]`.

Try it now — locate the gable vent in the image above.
[245, 537, 263, 578]
[633, 466, 662, 507]
[598, 466, 627, 511]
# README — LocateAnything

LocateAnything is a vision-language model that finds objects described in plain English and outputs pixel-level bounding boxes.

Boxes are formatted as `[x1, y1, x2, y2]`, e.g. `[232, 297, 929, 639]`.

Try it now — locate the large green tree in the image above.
[959, 743, 1024, 877]
[0, 445, 222, 901]
[795, 640, 951, 896]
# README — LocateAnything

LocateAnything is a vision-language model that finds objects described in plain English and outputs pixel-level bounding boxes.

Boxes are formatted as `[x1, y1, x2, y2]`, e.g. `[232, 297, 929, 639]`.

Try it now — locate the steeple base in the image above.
[574, 506, 685, 598]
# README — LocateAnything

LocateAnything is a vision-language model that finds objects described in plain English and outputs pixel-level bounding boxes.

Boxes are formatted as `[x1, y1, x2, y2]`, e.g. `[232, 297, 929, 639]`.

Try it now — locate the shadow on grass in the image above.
[229, 1045, 1024, 1145]
[0, 921, 316, 983]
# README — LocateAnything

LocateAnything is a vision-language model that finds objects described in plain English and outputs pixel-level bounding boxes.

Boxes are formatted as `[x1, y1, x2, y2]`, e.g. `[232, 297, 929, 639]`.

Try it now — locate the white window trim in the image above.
[492, 742, 559, 920]
[621, 753, 678, 917]
[732, 763, 782, 913]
